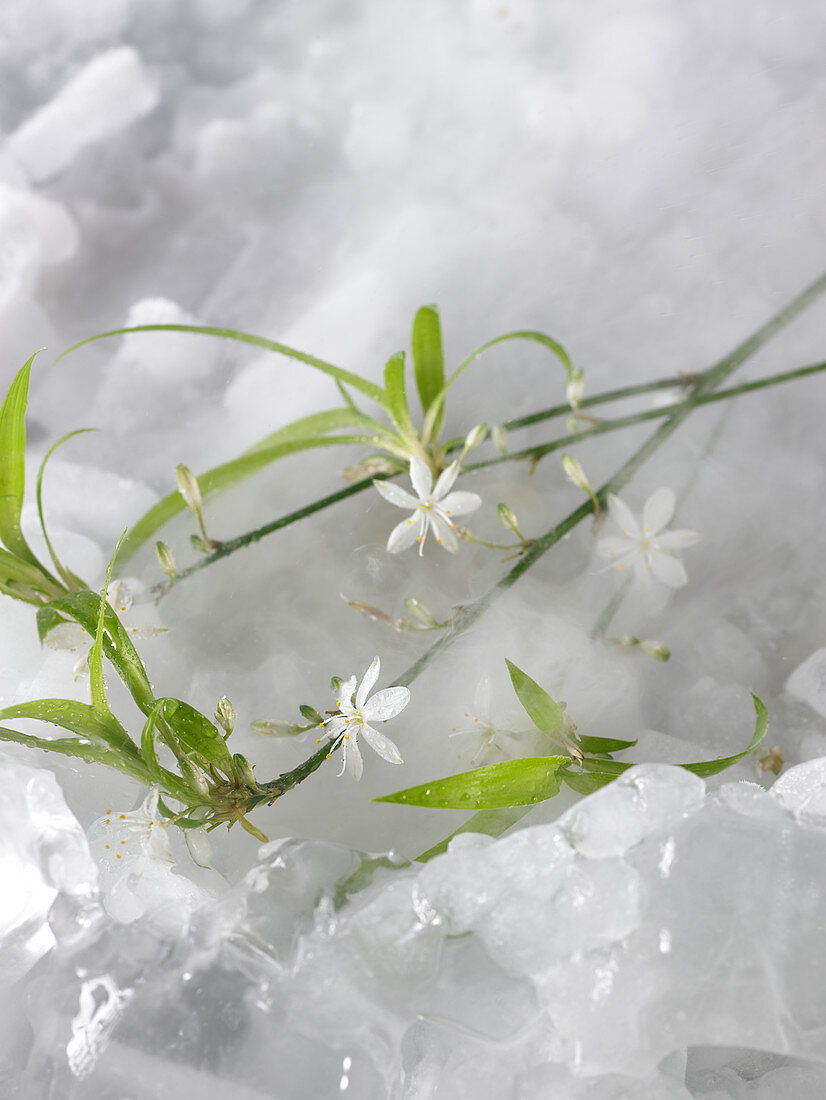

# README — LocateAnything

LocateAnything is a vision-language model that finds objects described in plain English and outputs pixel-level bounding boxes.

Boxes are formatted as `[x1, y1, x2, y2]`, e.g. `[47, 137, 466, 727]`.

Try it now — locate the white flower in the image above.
[596, 488, 701, 588]
[322, 656, 410, 780]
[448, 677, 527, 766]
[87, 787, 174, 869]
[373, 456, 481, 554]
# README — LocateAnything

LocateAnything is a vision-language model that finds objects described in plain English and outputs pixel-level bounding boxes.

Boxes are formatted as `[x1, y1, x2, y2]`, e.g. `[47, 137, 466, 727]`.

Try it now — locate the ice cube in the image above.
[785, 648, 826, 721]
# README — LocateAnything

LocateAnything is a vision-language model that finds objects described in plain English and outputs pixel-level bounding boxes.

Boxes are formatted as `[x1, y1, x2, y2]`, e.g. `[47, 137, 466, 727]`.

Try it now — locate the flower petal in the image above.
[656, 528, 702, 551]
[387, 513, 423, 553]
[360, 723, 404, 765]
[340, 734, 362, 778]
[650, 551, 688, 588]
[409, 456, 433, 501]
[108, 580, 133, 615]
[642, 488, 675, 534]
[439, 490, 482, 517]
[356, 656, 381, 709]
[432, 461, 460, 501]
[595, 535, 633, 560]
[373, 479, 418, 510]
[44, 622, 88, 651]
[325, 716, 349, 739]
[607, 494, 640, 538]
[362, 685, 410, 722]
[334, 676, 357, 707]
[429, 511, 459, 552]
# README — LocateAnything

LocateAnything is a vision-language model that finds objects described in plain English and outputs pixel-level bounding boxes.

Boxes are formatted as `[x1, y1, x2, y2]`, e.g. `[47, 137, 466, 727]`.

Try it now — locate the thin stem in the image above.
[467, 358, 826, 472]
[168, 355, 826, 590]
[502, 376, 694, 432]
[255, 267, 826, 801]
[590, 578, 632, 641]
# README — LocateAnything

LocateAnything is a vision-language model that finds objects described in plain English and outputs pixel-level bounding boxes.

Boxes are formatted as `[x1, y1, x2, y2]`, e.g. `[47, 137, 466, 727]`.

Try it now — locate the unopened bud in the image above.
[491, 424, 508, 454]
[566, 368, 585, 409]
[215, 696, 235, 736]
[562, 454, 590, 492]
[403, 597, 438, 627]
[497, 502, 523, 539]
[251, 719, 305, 737]
[757, 746, 784, 776]
[180, 757, 210, 796]
[299, 704, 324, 725]
[616, 634, 640, 648]
[343, 456, 399, 483]
[640, 639, 671, 662]
[346, 598, 396, 626]
[330, 676, 344, 694]
[190, 533, 209, 554]
[232, 753, 257, 788]
[565, 416, 580, 434]
[462, 423, 487, 454]
[176, 464, 203, 513]
[154, 541, 176, 580]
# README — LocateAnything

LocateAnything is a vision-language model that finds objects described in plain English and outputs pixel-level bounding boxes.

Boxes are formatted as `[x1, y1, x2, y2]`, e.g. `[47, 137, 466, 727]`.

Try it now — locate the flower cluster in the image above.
[373, 457, 481, 555]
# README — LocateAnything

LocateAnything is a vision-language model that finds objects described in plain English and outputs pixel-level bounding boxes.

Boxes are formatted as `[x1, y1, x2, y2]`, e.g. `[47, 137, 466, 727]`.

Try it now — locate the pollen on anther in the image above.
[106, 809, 112, 814]
[655, 543, 662, 551]
[647, 561, 653, 569]
[104, 844, 110, 850]
[105, 819, 110, 825]
[344, 734, 349, 740]
[119, 814, 126, 820]
[116, 854, 122, 859]
[622, 528, 629, 535]
[417, 537, 423, 542]
[406, 519, 412, 525]
[120, 840, 126, 845]
[316, 738, 322, 744]
[644, 526, 651, 534]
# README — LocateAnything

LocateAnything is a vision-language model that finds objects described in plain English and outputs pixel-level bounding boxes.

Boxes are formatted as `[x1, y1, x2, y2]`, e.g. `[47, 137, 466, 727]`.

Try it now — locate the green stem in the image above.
[502, 376, 693, 432]
[168, 355, 826, 590]
[468, 358, 826, 471]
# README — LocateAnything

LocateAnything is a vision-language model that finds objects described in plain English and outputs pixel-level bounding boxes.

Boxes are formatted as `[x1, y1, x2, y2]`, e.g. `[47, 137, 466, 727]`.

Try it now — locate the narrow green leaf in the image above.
[58, 324, 391, 410]
[560, 765, 621, 795]
[411, 305, 445, 415]
[577, 734, 638, 754]
[0, 353, 41, 566]
[383, 352, 416, 437]
[36, 606, 69, 643]
[89, 534, 127, 716]
[505, 658, 564, 737]
[36, 428, 95, 590]
[0, 699, 143, 764]
[0, 722, 129, 770]
[416, 806, 532, 862]
[682, 694, 769, 777]
[0, 548, 62, 601]
[244, 407, 396, 456]
[160, 698, 233, 773]
[375, 755, 569, 810]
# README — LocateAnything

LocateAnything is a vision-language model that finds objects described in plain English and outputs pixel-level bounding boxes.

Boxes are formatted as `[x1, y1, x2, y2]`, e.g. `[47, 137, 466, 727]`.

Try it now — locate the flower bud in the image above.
[497, 502, 523, 539]
[154, 541, 176, 579]
[190, 534, 209, 554]
[616, 634, 640, 648]
[346, 599, 396, 625]
[330, 676, 344, 694]
[232, 753, 258, 789]
[757, 746, 784, 776]
[462, 423, 487, 454]
[215, 696, 235, 736]
[180, 757, 210, 796]
[640, 639, 671, 662]
[566, 368, 585, 408]
[565, 416, 580, 434]
[561, 454, 590, 493]
[491, 424, 508, 454]
[176, 464, 203, 513]
[403, 597, 438, 627]
[343, 456, 400, 483]
[251, 719, 305, 737]
[299, 704, 324, 725]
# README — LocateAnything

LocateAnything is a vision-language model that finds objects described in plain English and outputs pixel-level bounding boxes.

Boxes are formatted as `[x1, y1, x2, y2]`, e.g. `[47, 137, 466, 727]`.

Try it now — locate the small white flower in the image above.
[448, 677, 527, 767]
[87, 787, 174, 869]
[373, 456, 481, 555]
[596, 488, 701, 588]
[323, 656, 410, 780]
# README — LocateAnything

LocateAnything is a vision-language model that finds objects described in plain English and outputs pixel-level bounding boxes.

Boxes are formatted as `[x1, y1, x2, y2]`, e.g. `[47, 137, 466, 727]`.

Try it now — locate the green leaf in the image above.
[244, 407, 396, 456]
[0, 353, 41, 567]
[383, 352, 416, 437]
[47, 590, 155, 713]
[416, 806, 532, 862]
[0, 548, 62, 604]
[577, 734, 638, 754]
[0, 722, 126, 769]
[375, 755, 569, 810]
[139, 702, 195, 802]
[36, 428, 95, 590]
[36, 605, 69, 642]
[681, 693, 769, 777]
[505, 658, 564, 737]
[560, 765, 621, 795]
[0, 698, 143, 766]
[160, 698, 233, 773]
[411, 305, 445, 416]
[89, 535, 127, 716]
[58, 324, 391, 410]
